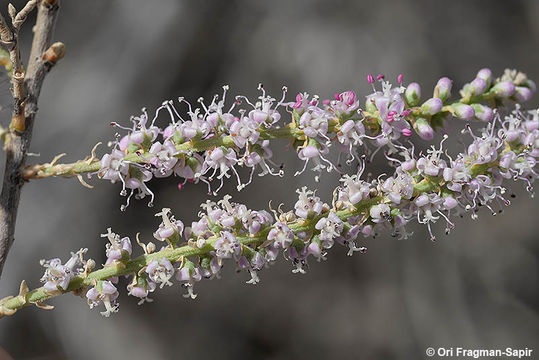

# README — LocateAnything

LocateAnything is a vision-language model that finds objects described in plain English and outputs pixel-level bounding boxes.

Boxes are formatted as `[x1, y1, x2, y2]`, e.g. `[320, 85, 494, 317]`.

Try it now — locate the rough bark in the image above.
[0, 1, 60, 276]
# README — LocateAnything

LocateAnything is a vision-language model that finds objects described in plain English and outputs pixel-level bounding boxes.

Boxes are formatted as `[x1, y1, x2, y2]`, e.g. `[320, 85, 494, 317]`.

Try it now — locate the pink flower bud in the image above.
[491, 81, 515, 98]
[405, 82, 421, 106]
[443, 196, 458, 210]
[414, 194, 429, 207]
[308, 242, 322, 257]
[421, 98, 443, 115]
[476, 68, 492, 87]
[401, 159, 416, 171]
[452, 103, 475, 121]
[434, 77, 452, 102]
[469, 78, 487, 96]
[471, 104, 493, 122]
[414, 118, 434, 141]
[249, 109, 269, 123]
[361, 225, 372, 236]
[301, 145, 319, 158]
[513, 86, 533, 102]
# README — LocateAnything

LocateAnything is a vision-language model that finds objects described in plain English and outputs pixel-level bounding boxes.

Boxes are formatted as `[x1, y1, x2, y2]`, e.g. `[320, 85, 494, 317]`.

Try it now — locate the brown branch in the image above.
[0, 0, 60, 277]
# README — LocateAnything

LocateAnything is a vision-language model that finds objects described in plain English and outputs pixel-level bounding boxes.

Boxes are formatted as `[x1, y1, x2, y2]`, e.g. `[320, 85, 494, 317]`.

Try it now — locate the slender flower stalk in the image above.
[22, 69, 534, 211]
[2, 104, 536, 317]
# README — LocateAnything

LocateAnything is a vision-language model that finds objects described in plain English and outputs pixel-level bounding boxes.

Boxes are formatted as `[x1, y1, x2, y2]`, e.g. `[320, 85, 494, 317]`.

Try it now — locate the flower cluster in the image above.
[86, 69, 535, 210]
[25, 105, 538, 317]
[0, 68, 530, 319]
[39, 249, 87, 292]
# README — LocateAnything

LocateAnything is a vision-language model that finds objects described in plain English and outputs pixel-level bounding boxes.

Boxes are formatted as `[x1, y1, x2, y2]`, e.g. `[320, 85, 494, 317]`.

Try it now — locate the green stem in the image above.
[22, 126, 302, 179]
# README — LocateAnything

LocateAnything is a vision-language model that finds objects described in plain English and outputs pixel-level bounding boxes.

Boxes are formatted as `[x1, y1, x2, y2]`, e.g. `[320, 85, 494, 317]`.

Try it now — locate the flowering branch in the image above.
[0, 0, 62, 276]
[0, 196, 377, 316]
[21, 69, 534, 212]
[1, 104, 536, 317]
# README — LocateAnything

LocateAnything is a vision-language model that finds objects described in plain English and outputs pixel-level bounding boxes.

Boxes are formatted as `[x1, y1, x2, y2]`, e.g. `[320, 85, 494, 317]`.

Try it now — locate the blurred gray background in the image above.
[0, 0, 538, 359]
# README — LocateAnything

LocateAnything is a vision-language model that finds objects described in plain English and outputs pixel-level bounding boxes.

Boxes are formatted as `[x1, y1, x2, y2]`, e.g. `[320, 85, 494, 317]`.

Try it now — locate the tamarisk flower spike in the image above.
[2, 104, 537, 316]
[3, 73, 538, 316]
[22, 69, 535, 211]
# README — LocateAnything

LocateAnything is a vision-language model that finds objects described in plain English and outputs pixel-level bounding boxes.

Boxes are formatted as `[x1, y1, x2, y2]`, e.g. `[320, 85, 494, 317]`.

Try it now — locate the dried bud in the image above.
[8, 4, 16, 19]
[10, 113, 25, 132]
[42, 42, 66, 64]
[146, 242, 156, 254]
[86, 259, 96, 270]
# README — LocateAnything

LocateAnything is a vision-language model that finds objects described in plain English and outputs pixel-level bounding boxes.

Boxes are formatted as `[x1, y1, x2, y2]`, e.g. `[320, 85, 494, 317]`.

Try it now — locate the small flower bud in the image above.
[86, 259, 96, 271]
[361, 225, 373, 236]
[420, 98, 443, 115]
[443, 196, 458, 210]
[307, 242, 322, 258]
[451, 103, 475, 121]
[499, 152, 515, 168]
[413, 117, 434, 141]
[491, 81, 516, 98]
[525, 79, 536, 93]
[401, 159, 416, 172]
[414, 194, 429, 207]
[471, 104, 493, 122]
[468, 78, 487, 96]
[300, 145, 319, 158]
[146, 242, 156, 253]
[476, 68, 492, 88]
[433, 77, 452, 102]
[512, 86, 533, 102]
[405, 82, 421, 106]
